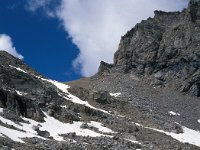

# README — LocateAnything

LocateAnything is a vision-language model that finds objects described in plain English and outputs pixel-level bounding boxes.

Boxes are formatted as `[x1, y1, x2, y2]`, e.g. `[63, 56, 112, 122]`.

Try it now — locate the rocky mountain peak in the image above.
[97, 0, 200, 96]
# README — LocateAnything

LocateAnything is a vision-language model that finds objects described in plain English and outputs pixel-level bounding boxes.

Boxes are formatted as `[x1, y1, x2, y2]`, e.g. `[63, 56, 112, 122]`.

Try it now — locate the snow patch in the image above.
[0, 116, 22, 128]
[0, 108, 3, 113]
[15, 90, 27, 96]
[134, 122, 200, 147]
[9, 65, 27, 74]
[168, 111, 180, 116]
[0, 112, 113, 143]
[0, 116, 43, 143]
[0, 125, 40, 143]
[23, 112, 113, 140]
[117, 114, 125, 118]
[124, 138, 141, 144]
[198, 120, 200, 124]
[110, 93, 121, 97]
[61, 105, 67, 108]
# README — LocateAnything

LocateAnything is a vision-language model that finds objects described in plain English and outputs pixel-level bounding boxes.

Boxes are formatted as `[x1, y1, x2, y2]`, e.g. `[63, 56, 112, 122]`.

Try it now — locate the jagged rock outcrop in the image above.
[103, 0, 200, 96]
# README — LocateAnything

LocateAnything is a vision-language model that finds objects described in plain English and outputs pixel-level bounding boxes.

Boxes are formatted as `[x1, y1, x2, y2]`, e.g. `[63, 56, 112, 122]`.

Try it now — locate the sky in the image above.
[0, 0, 189, 82]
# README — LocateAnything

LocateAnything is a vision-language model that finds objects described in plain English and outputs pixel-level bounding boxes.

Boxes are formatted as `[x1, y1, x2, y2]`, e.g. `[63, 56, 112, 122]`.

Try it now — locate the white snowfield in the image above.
[0, 112, 113, 143]
[110, 93, 121, 97]
[168, 111, 180, 116]
[134, 122, 200, 147]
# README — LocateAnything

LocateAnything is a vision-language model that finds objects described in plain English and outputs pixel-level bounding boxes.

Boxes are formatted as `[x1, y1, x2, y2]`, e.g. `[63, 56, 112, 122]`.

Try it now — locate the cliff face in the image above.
[112, 0, 200, 96]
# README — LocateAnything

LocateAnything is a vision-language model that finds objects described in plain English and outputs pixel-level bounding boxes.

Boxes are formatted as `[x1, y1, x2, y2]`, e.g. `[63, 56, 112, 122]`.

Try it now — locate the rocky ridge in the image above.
[99, 0, 200, 97]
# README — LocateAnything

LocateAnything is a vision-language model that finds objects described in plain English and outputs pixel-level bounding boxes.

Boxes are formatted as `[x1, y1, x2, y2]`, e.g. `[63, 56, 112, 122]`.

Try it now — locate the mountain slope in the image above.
[0, 0, 200, 149]
[1, 51, 200, 150]
[110, 0, 200, 97]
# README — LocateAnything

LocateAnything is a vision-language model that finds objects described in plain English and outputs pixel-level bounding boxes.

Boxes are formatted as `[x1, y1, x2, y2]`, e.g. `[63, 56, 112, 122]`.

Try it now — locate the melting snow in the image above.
[134, 122, 200, 147]
[124, 138, 141, 144]
[198, 120, 200, 123]
[0, 112, 113, 143]
[0, 116, 43, 143]
[61, 105, 67, 108]
[110, 93, 121, 97]
[9, 65, 27, 74]
[0, 125, 40, 143]
[0, 108, 3, 113]
[15, 90, 27, 96]
[168, 111, 180, 116]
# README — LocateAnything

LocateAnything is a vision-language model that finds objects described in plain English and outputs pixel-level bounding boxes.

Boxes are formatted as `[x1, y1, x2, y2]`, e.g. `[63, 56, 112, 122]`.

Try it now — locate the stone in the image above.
[92, 90, 111, 104]
[80, 123, 89, 129]
[37, 130, 50, 138]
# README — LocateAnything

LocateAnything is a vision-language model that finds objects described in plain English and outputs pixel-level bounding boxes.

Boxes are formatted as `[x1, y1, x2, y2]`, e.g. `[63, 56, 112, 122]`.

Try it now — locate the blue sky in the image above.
[0, 0, 188, 82]
[0, 0, 81, 82]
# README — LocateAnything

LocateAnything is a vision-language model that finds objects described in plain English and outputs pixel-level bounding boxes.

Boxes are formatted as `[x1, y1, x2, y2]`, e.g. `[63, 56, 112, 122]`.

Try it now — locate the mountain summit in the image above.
[0, 0, 200, 149]
[98, 0, 200, 97]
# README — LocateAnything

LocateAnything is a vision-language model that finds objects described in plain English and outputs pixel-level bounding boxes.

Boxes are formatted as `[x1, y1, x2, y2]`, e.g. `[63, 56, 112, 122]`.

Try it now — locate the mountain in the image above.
[101, 0, 200, 97]
[0, 0, 200, 149]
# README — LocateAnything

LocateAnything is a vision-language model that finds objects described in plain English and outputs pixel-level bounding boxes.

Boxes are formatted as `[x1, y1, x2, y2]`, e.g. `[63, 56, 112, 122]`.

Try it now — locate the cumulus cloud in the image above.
[0, 34, 23, 59]
[27, 0, 189, 76]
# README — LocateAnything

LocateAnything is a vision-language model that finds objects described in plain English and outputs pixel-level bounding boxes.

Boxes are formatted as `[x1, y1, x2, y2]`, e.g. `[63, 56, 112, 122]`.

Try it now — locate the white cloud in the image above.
[27, 0, 189, 76]
[27, 0, 51, 11]
[0, 34, 23, 59]
[26, 0, 59, 17]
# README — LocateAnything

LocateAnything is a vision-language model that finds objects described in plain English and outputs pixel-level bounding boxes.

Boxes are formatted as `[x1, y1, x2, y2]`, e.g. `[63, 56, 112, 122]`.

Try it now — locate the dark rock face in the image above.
[189, 0, 200, 24]
[98, 61, 114, 75]
[0, 51, 80, 123]
[92, 90, 111, 104]
[0, 88, 44, 122]
[111, 1, 200, 96]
